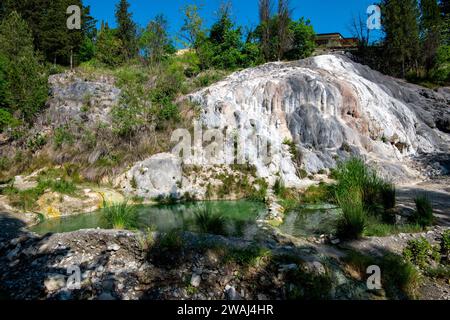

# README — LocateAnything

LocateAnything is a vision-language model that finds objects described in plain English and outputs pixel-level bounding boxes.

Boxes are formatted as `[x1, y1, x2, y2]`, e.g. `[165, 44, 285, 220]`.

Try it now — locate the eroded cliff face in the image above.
[189, 54, 450, 185]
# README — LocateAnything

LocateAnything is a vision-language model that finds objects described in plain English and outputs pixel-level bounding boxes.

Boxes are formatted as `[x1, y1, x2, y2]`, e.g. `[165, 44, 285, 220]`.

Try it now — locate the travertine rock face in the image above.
[40, 73, 121, 127]
[189, 54, 450, 184]
[116, 153, 183, 199]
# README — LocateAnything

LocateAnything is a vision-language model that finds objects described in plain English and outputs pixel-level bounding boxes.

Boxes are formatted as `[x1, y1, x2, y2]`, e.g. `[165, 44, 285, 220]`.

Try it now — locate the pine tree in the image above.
[420, 0, 442, 72]
[0, 11, 47, 121]
[115, 0, 137, 59]
[381, 0, 421, 77]
[1, 0, 96, 65]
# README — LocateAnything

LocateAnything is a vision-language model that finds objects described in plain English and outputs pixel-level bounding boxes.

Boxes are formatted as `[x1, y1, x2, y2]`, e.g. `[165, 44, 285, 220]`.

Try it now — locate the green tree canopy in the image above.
[115, 0, 138, 59]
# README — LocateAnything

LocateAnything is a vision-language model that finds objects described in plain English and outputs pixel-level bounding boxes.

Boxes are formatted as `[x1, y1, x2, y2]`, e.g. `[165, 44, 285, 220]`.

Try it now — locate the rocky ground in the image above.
[0, 212, 448, 300]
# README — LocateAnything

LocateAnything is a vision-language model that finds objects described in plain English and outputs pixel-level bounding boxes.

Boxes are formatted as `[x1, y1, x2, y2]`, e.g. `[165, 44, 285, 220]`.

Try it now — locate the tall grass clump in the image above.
[101, 201, 138, 230]
[334, 158, 394, 215]
[336, 191, 366, 240]
[194, 203, 226, 235]
[411, 195, 434, 228]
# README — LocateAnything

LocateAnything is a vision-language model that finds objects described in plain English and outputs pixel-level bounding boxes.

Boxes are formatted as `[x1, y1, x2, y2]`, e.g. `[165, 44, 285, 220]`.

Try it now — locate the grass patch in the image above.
[284, 267, 333, 300]
[222, 246, 272, 268]
[194, 203, 226, 235]
[101, 201, 138, 230]
[411, 195, 434, 228]
[364, 215, 422, 237]
[343, 251, 421, 299]
[336, 191, 366, 240]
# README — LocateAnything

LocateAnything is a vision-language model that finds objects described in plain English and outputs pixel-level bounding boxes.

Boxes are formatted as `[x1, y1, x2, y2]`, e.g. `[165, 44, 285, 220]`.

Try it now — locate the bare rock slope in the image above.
[190, 54, 450, 185]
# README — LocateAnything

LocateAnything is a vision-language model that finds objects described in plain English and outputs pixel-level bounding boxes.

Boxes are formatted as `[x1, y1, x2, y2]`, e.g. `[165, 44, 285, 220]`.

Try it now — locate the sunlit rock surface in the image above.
[189, 54, 450, 185]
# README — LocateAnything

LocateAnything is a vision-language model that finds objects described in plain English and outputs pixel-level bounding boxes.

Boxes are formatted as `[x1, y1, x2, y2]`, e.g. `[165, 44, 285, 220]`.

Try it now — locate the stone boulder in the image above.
[116, 153, 183, 199]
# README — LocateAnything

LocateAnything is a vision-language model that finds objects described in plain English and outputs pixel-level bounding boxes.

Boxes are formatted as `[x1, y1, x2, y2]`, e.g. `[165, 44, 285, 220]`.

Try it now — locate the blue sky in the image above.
[84, 0, 383, 44]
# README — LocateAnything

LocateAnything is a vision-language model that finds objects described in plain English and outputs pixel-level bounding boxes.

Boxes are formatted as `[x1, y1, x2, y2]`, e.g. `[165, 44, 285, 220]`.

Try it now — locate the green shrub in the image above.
[194, 204, 226, 235]
[336, 191, 366, 240]
[411, 196, 434, 228]
[285, 267, 332, 300]
[223, 246, 272, 267]
[0, 109, 20, 132]
[380, 183, 396, 211]
[54, 126, 74, 148]
[273, 178, 285, 197]
[403, 237, 433, 269]
[101, 201, 138, 230]
[26, 133, 47, 152]
[300, 183, 333, 204]
[381, 253, 421, 299]
[343, 251, 420, 299]
[157, 230, 184, 251]
[247, 178, 268, 202]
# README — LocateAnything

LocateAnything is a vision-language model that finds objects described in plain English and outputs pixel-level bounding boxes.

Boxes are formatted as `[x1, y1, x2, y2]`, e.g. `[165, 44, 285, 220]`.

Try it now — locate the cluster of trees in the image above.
[95, 0, 315, 70]
[355, 0, 450, 83]
[0, 0, 316, 131]
[0, 0, 95, 132]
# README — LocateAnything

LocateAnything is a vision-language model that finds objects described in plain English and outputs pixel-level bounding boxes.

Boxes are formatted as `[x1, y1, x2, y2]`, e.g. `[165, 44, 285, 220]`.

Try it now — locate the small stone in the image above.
[331, 238, 341, 245]
[107, 243, 120, 251]
[44, 274, 66, 292]
[190, 274, 202, 288]
[304, 261, 326, 276]
[225, 286, 242, 300]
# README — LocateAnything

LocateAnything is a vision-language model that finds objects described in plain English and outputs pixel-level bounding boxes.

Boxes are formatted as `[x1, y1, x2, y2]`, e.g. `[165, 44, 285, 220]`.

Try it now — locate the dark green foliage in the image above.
[54, 126, 75, 148]
[420, 0, 443, 76]
[101, 201, 138, 230]
[194, 203, 226, 235]
[403, 237, 433, 268]
[381, 0, 421, 77]
[140, 14, 175, 65]
[256, 1, 315, 62]
[284, 18, 316, 60]
[1, 0, 96, 65]
[95, 26, 125, 67]
[0, 11, 48, 122]
[115, 0, 137, 59]
[411, 195, 434, 227]
[285, 267, 332, 300]
[336, 192, 366, 240]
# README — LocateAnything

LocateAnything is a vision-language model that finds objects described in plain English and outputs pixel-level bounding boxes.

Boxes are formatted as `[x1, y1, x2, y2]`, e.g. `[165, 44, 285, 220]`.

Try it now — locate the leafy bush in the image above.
[53, 126, 75, 148]
[403, 237, 433, 269]
[101, 201, 138, 230]
[336, 191, 366, 240]
[194, 204, 226, 235]
[411, 196, 434, 228]
[157, 230, 184, 251]
[0, 108, 20, 132]
[26, 133, 47, 152]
